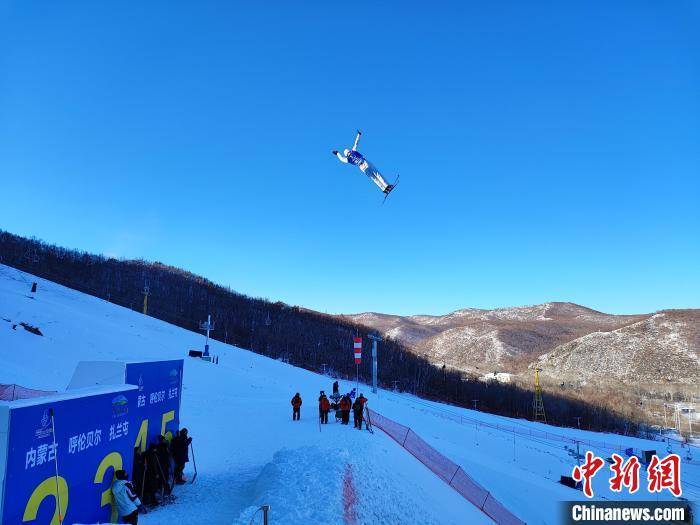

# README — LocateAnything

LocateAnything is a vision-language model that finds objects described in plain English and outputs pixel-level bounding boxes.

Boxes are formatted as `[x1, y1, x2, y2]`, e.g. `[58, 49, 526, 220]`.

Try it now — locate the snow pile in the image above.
[234, 446, 345, 525]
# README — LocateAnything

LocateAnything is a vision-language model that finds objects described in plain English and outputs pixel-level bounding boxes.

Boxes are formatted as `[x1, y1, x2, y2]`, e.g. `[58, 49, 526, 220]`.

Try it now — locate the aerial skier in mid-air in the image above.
[333, 131, 398, 200]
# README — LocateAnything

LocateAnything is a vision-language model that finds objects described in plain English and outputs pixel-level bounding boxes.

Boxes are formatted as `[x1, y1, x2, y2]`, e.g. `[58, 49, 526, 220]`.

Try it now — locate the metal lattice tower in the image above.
[142, 281, 150, 315]
[533, 368, 547, 423]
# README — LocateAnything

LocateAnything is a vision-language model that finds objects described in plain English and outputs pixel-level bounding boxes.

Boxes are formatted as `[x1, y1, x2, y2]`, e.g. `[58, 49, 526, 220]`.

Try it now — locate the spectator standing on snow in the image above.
[112, 469, 145, 524]
[357, 394, 367, 409]
[291, 392, 302, 421]
[171, 428, 192, 484]
[340, 394, 351, 425]
[132, 447, 146, 500]
[143, 444, 162, 505]
[352, 397, 364, 429]
[155, 435, 172, 494]
[319, 392, 331, 424]
[332, 381, 339, 395]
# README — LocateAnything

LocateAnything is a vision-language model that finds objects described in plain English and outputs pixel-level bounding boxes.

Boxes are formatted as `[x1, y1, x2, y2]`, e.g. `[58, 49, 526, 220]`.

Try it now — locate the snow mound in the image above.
[234, 446, 345, 525]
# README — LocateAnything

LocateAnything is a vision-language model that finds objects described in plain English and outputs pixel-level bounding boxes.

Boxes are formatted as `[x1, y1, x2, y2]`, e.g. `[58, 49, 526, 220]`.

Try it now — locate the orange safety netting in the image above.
[0, 383, 56, 401]
[367, 408, 525, 525]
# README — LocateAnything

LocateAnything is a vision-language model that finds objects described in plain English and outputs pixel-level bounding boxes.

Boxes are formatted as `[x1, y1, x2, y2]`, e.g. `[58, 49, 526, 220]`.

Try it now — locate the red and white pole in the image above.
[353, 337, 362, 393]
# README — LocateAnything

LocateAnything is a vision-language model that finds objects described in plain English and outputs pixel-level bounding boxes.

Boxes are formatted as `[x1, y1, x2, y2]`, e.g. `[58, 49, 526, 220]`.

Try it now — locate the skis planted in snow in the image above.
[363, 406, 374, 434]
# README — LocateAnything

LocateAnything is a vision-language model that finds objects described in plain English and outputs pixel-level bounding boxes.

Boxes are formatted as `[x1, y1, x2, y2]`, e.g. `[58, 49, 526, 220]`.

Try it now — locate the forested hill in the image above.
[0, 230, 637, 434]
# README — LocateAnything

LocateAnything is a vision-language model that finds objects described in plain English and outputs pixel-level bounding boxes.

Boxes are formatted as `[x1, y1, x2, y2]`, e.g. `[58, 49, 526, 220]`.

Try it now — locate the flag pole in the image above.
[49, 408, 64, 524]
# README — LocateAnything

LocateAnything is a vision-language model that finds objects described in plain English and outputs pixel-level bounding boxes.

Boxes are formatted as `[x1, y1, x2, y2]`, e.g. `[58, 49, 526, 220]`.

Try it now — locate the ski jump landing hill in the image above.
[0, 359, 184, 524]
[2, 263, 698, 524]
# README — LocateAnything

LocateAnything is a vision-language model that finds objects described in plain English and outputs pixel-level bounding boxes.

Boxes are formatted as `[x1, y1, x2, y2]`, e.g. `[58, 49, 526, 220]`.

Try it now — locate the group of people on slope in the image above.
[291, 380, 368, 430]
[111, 428, 193, 524]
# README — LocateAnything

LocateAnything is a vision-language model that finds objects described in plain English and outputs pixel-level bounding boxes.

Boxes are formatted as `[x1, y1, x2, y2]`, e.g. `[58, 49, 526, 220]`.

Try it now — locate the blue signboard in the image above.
[0, 359, 185, 524]
[2, 387, 138, 524]
[125, 360, 183, 447]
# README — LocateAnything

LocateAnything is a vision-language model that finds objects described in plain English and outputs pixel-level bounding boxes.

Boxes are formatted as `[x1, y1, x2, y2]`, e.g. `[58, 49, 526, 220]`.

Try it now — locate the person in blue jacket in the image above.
[333, 130, 396, 195]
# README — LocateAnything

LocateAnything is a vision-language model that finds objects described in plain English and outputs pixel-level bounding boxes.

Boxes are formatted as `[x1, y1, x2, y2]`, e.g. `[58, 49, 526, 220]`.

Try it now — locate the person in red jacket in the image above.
[339, 395, 351, 425]
[318, 392, 331, 424]
[291, 393, 302, 421]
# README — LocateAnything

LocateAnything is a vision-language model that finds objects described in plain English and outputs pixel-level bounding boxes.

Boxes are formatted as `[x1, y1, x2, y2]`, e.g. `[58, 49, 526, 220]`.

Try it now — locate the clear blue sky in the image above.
[1, 1, 698, 315]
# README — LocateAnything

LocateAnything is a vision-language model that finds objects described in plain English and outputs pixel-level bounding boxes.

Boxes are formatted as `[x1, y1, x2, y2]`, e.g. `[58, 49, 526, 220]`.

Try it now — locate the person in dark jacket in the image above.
[352, 397, 364, 429]
[319, 392, 331, 424]
[142, 444, 163, 505]
[131, 447, 146, 501]
[340, 395, 351, 425]
[332, 381, 339, 395]
[171, 428, 192, 484]
[155, 435, 172, 494]
[291, 392, 302, 421]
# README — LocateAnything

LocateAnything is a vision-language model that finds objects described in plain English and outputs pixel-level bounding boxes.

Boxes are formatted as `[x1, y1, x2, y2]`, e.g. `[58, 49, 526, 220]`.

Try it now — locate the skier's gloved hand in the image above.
[332, 150, 338, 155]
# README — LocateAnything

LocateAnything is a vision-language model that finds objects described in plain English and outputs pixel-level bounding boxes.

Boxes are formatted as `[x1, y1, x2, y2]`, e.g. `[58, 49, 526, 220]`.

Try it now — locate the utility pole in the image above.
[391, 380, 400, 392]
[321, 363, 328, 375]
[662, 403, 668, 431]
[471, 399, 480, 446]
[199, 314, 214, 358]
[688, 411, 694, 438]
[142, 281, 150, 315]
[367, 334, 382, 394]
[576, 440, 582, 471]
[574, 416, 582, 430]
[533, 368, 547, 423]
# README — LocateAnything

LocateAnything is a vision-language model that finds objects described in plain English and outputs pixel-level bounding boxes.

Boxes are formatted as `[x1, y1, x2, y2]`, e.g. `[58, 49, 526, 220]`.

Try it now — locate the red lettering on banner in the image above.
[609, 454, 640, 494]
[647, 454, 682, 497]
[572, 451, 605, 498]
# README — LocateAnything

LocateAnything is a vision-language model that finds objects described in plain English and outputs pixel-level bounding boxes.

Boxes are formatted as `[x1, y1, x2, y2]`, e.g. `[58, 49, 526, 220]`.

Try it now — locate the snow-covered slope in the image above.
[1, 265, 698, 524]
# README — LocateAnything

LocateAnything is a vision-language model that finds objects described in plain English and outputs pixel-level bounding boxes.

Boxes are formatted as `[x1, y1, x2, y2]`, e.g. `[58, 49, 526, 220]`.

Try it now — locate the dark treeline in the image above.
[0, 230, 641, 434]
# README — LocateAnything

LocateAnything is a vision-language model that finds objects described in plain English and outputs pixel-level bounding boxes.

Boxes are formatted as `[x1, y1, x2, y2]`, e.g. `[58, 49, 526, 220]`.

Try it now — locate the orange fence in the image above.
[368, 408, 525, 525]
[0, 383, 56, 401]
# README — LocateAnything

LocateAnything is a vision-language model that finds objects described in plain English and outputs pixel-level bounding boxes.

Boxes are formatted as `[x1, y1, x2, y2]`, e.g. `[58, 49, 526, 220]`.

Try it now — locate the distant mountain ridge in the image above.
[342, 302, 699, 387]
[534, 309, 700, 386]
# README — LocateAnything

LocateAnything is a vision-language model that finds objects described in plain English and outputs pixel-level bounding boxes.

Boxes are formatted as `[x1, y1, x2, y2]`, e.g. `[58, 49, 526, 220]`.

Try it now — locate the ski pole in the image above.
[154, 455, 172, 498]
[189, 441, 197, 483]
[140, 455, 147, 501]
[49, 409, 64, 525]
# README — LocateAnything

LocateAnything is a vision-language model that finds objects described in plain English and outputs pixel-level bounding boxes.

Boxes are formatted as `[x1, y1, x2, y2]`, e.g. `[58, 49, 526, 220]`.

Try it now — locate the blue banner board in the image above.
[1, 359, 184, 524]
[2, 387, 138, 524]
[125, 360, 184, 447]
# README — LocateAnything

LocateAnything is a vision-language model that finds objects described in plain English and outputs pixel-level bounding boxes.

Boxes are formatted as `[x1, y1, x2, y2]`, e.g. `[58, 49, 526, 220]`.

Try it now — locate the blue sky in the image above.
[1, 1, 698, 315]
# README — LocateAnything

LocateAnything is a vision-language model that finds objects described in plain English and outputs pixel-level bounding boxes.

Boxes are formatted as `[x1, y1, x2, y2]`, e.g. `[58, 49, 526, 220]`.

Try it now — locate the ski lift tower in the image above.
[533, 368, 547, 423]
[368, 334, 382, 394]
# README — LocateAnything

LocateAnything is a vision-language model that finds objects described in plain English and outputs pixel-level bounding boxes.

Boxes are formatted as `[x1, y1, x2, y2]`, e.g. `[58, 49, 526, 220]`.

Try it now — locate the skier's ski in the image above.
[381, 175, 400, 205]
[363, 406, 374, 434]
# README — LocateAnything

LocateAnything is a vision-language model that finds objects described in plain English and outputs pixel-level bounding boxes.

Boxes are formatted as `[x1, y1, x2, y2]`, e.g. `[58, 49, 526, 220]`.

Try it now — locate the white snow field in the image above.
[1, 264, 698, 524]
